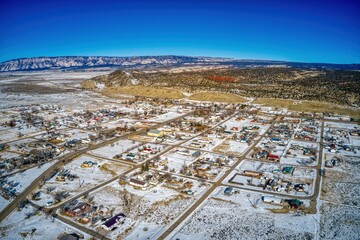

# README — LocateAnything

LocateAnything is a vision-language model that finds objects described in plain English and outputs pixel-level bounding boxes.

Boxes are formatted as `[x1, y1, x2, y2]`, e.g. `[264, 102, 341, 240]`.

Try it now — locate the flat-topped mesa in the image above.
[1, 56, 359, 72]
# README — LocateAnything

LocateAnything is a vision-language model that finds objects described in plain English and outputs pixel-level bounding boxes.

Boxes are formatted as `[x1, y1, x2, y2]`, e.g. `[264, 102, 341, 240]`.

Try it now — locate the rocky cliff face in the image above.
[1, 56, 359, 72]
[0, 56, 201, 71]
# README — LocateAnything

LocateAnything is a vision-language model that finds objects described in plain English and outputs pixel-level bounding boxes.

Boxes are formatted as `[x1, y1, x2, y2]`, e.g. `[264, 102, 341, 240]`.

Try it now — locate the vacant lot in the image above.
[189, 92, 246, 103]
[320, 202, 360, 240]
[1, 83, 75, 94]
[103, 86, 184, 99]
[254, 98, 360, 118]
[172, 196, 316, 240]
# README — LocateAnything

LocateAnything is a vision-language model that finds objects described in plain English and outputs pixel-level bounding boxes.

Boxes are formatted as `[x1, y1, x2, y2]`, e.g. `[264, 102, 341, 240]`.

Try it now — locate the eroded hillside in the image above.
[83, 68, 360, 106]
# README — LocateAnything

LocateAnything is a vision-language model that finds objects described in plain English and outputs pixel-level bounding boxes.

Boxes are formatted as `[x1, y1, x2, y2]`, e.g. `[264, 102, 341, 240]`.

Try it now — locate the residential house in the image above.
[129, 178, 149, 190]
[224, 187, 234, 195]
[261, 196, 283, 205]
[101, 213, 126, 231]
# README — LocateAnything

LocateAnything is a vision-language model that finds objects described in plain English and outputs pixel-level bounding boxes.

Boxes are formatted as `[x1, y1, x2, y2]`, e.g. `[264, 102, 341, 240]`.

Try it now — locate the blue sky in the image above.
[0, 0, 359, 63]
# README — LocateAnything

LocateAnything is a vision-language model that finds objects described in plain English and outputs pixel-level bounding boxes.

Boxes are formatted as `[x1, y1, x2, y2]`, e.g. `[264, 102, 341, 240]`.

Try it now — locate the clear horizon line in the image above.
[1, 55, 359, 65]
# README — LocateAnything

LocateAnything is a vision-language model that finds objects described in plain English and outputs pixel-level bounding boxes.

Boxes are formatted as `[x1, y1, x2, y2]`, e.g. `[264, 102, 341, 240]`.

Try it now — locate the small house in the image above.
[197, 164, 210, 171]
[101, 213, 126, 231]
[243, 170, 263, 178]
[129, 178, 148, 190]
[125, 153, 136, 160]
[0, 144, 6, 151]
[267, 153, 280, 161]
[284, 199, 303, 209]
[282, 166, 294, 174]
[261, 196, 282, 205]
[192, 151, 201, 158]
[270, 137, 281, 143]
[64, 202, 90, 217]
[224, 187, 234, 195]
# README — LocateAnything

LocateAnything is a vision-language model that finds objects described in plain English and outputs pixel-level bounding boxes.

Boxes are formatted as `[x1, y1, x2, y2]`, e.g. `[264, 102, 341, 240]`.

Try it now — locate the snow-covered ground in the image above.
[249, 137, 289, 159]
[324, 122, 359, 129]
[319, 201, 360, 240]
[0, 204, 90, 240]
[63, 178, 209, 240]
[320, 145, 360, 240]
[89, 139, 141, 159]
[0, 161, 55, 211]
[0, 71, 114, 111]
[227, 140, 251, 154]
[0, 127, 44, 143]
[221, 116, 271, 135]
[63, 129, 94, 140]
[32, 155, 130, 207]
[145, 111, 186, 123]
[223, 160, 315, 197]
[183, 134, 224, 151]
[0, 71, 358, 240]
[0, 151, 21, 162]
[0, 195, 10, 212]
[3, 161, 55, 194]
[118, 143, 169, 164]
[99, 118, 138, 129]
[160, 148, 200, 173]
[0, 130, 17, 142]
[281, 140, 319, 166]
[169, 187, 317, 240]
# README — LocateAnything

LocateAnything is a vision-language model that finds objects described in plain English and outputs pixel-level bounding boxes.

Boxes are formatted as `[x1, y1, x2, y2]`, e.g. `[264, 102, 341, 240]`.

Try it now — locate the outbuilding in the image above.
[261, 196, 282, 205]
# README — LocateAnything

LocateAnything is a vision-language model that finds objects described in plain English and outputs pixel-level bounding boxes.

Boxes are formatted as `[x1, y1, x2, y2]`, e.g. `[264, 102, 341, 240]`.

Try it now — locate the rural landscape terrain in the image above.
[0, 56, 359, 240]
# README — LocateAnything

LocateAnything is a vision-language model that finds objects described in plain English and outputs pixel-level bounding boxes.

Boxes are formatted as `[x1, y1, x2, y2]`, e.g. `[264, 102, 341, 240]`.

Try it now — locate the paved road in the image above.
[8, 109, 235, 238]
[41, 110, 241, 238]
[0, 151, 82, 223]
[308, 120, 325, 212]
[0, 110, 348, 239]
[158, 117, 329, 240]
[0, 111, 194, 224]
[157, 118, 277, 240]
[29, 201, 112, 240]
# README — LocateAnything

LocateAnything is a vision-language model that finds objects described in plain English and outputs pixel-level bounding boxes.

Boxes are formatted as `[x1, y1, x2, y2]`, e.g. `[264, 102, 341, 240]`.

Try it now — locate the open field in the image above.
[103, 86, 184, 99]
[170, 187, 317, 240]
[320, 202, 360, 240]
[253, 98, 360, 119]
[0, 205, 89, 240]
[188, 92, 246, 103]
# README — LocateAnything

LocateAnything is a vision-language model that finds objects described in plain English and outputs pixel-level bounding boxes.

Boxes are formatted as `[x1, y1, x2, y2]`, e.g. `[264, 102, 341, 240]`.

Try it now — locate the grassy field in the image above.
[81, 80, 96, 89]
[188, 92, 247, 103]
[253, 98, 360, 119]
[102, 86, 185, 99]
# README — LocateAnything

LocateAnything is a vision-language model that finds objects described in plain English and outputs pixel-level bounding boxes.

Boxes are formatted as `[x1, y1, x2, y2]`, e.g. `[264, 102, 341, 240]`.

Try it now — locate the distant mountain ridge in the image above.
[0, 56, 359, 72]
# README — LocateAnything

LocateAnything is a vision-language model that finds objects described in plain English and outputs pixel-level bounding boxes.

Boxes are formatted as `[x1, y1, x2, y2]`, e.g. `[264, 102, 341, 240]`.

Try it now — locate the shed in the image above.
[129, 178, 149, 189]
[224, 187, 234, 195]
[192, 151, 201, 158]
[261, 196, 282, 205]
[282, 166, 294, 174]
[284, 199, 303, 209]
